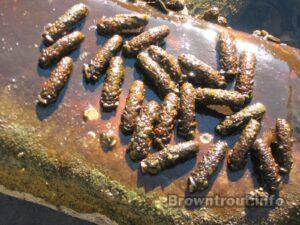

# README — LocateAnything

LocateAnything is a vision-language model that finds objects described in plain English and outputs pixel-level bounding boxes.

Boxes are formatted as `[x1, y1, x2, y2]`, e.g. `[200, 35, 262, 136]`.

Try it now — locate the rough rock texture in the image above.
[184, 0, 246, 18]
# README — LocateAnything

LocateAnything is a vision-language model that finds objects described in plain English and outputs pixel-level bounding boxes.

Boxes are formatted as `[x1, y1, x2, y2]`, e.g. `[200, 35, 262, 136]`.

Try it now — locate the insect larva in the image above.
[97, 14, 149, 35]
[100, 130, 117, 150]
[188, 141, 229, 193]
[163, 0, 184, 11]
[42, 3, 89, 45]
[218, 32, 239, 79]
[216, 102, 266, 136]
[137, 51, 179, 98]
[201, 6, 220, 21]
[177, 82, 196, 140]
[271, 118, 293, 174]
[123, 25, 170, 56]
[127, 101, 160, 161]
[83, 35, 123, 83]
[38, 57, 73, 105]
[178, 53, 226, 89]
[141, 141, 199, 175]
[252, 139, 281, 194]
[235, 51, 256, 100]
[195, 88, 247, 110]
[148, 45, 184, 84]
[100, 56, 124, 111]
[153, 92, 179, 148]
[120, 80, 145, 135]
[200, 7, 228, 27]
[147, 0, 169, 14]
[227, 119, 261, 171]
[39, 31, 84, 68]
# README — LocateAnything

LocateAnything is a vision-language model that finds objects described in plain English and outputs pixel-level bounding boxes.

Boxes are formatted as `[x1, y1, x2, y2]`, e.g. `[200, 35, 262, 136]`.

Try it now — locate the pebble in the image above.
[83, 106, 99, 121]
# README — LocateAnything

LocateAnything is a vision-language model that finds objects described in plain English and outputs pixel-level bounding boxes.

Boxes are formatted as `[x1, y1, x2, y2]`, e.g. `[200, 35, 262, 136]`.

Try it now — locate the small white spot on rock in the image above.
[79, 51, 90, 61]
[17, 152, 25, 158]
[199, 133, 214, 144]
[88, 25, 97, 31]
[87, 131, 97, 138]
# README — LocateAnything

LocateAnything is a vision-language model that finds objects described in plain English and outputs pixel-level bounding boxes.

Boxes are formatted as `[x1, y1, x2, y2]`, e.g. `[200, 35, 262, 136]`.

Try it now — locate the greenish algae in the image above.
[0, 116, 193, 225]
[183, 0, 246, 17]
[1, 116, 299, 225]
